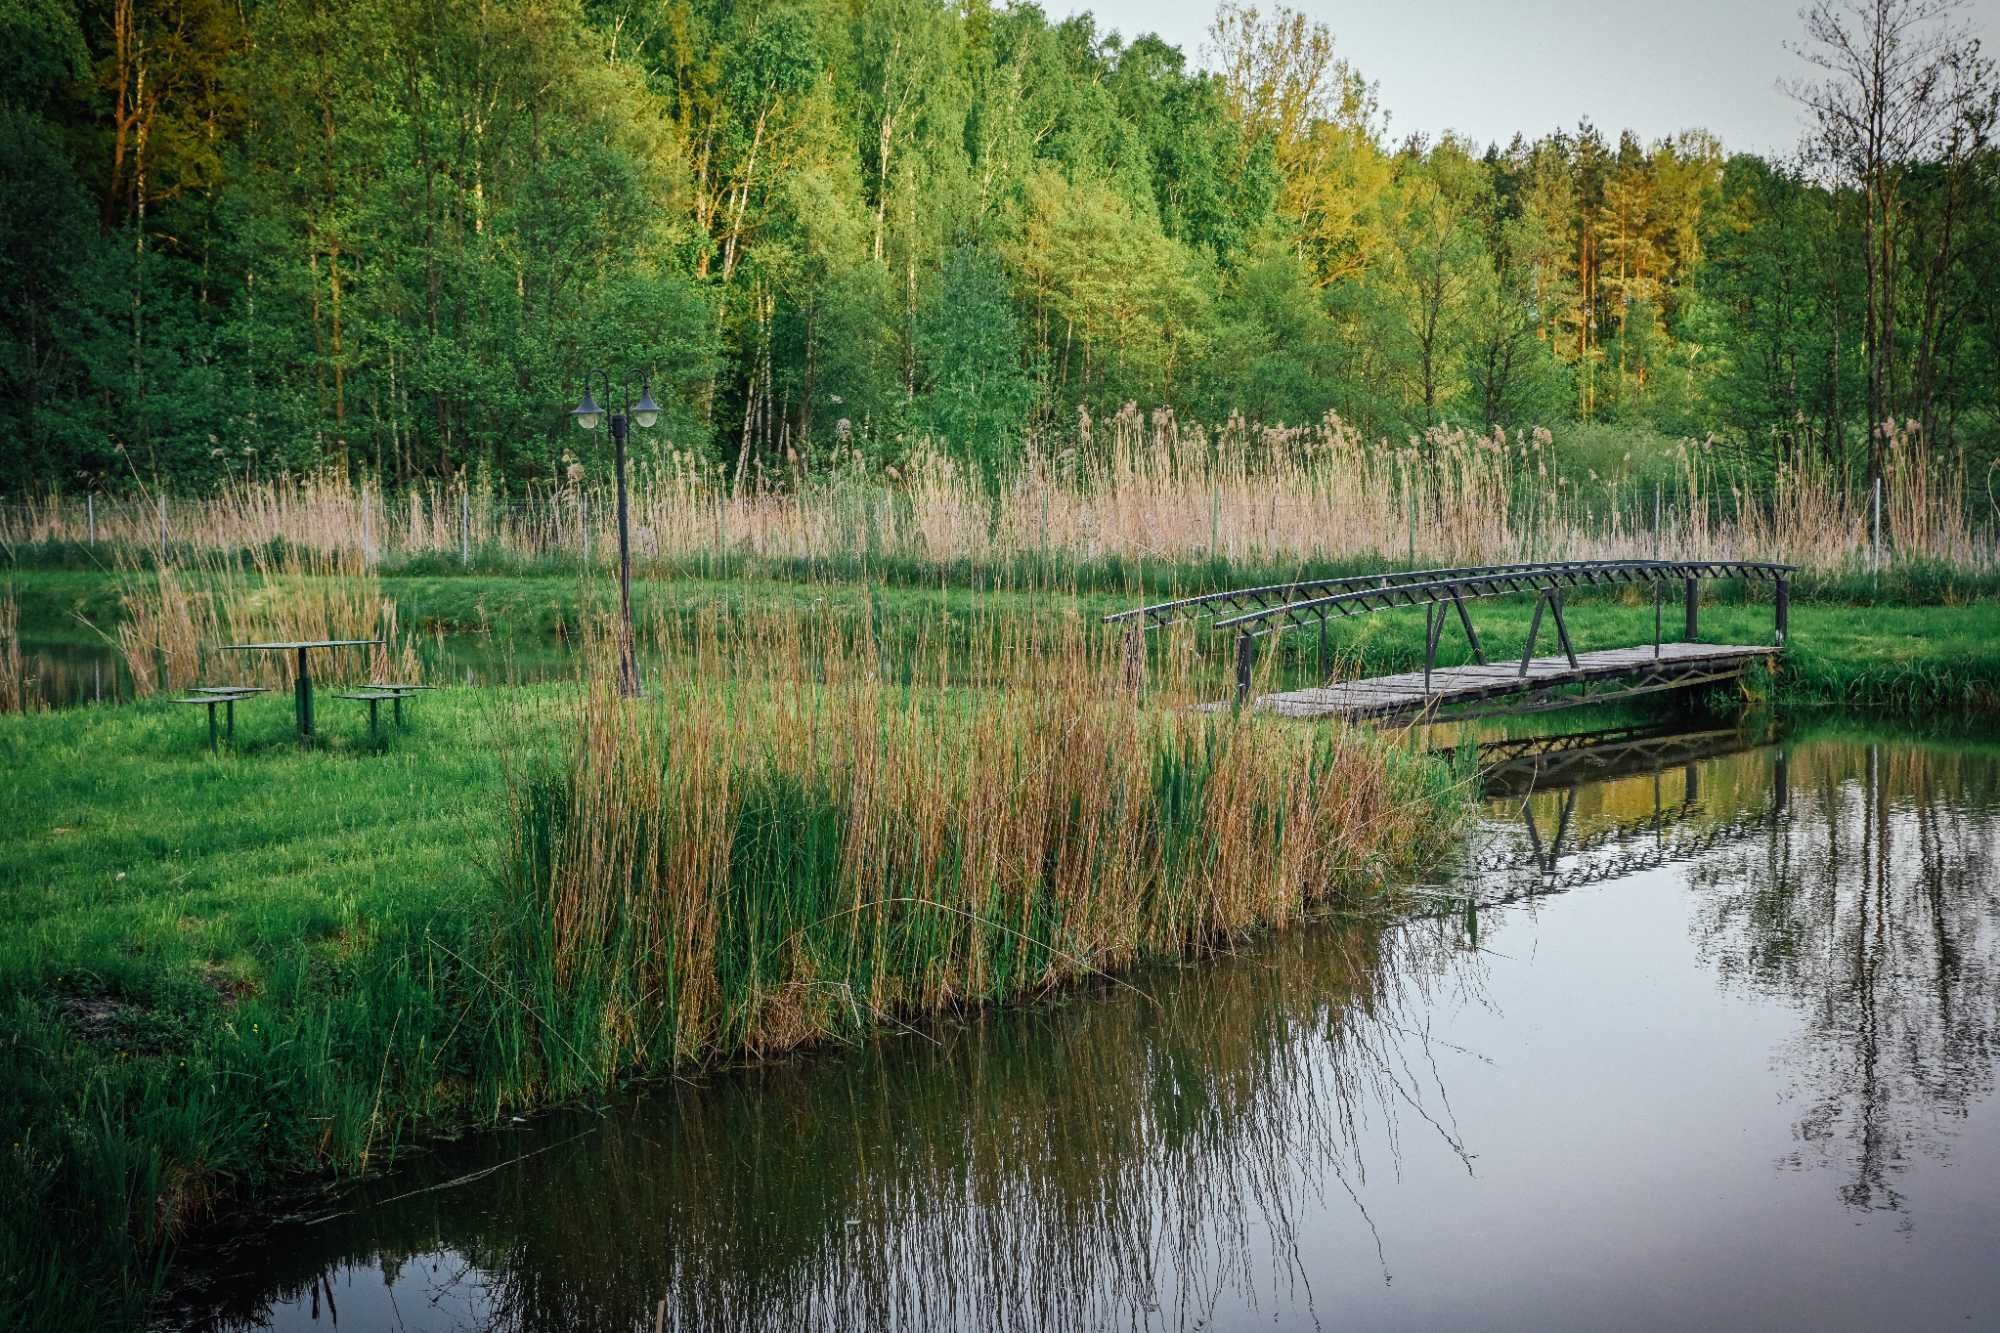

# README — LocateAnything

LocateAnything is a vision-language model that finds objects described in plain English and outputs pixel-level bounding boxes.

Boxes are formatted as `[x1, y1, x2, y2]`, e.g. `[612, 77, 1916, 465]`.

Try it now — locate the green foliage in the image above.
[0, 103, 97, 477]
[0, 0, 88, 105]
[0, 0, 1994, 496]
[913, 245, 1036, 471]
[1202, 231, 1343, 423]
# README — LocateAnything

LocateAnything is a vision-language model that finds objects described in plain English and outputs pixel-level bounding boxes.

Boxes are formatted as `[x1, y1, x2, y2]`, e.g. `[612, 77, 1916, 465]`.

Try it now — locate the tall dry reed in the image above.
[11, 408, 1991, 572]
[503, 610, 1465, 1077]
[113, 546, 425, 696]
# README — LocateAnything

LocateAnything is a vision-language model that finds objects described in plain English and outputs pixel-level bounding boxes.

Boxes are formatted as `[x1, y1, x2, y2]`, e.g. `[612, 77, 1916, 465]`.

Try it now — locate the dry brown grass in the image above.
[113, 546, 426, 696]
[10, 409, 1992, 572]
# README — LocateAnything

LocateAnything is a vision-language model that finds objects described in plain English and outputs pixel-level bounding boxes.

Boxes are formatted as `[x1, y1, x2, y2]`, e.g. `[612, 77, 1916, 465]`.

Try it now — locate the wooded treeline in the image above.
[1, 0, 1994, 495]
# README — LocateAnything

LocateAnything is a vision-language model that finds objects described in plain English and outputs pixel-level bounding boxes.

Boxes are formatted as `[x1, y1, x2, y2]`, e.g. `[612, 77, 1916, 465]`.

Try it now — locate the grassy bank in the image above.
[0, 618, 1466, 1329]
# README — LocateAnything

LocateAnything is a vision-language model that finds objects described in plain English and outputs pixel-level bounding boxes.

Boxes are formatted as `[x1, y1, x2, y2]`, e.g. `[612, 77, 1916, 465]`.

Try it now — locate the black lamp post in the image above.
[570, 371, 659, 698]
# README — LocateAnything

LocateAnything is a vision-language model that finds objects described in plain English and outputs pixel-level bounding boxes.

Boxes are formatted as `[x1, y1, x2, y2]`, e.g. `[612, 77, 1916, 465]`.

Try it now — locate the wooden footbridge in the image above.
[1107, 559, 1795, 723]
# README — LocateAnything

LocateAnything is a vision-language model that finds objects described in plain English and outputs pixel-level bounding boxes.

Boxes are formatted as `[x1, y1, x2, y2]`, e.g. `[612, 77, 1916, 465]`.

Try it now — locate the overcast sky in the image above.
[1054, 0, 2000, 158]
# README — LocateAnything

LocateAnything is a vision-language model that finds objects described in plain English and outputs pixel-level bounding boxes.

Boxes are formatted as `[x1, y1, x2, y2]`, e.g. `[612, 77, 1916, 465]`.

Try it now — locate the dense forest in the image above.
[0, 0, 1995, 496]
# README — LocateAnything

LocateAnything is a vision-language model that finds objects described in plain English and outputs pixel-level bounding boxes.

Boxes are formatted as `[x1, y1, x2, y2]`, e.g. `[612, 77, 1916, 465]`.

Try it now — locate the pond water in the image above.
[159, 724, 2000, 1332]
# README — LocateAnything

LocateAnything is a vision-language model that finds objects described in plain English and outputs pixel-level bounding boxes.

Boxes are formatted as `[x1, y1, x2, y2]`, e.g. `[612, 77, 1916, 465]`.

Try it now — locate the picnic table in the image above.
[223, 639, 379, 742]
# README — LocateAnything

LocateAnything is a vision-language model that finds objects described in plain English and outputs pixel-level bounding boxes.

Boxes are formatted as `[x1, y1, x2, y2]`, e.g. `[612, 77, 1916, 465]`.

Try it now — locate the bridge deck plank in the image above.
[1232, 643, 1778, 721]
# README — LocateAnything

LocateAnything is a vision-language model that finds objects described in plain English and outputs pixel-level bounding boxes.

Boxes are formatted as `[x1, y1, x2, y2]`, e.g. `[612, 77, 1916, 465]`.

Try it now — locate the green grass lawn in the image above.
[3, 688, 545, 976]
[0, 688, 573, 1327]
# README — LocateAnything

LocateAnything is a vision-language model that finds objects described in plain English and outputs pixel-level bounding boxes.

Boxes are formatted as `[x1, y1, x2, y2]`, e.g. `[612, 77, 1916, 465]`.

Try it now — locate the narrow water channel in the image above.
[160, 724, 2000, 1332]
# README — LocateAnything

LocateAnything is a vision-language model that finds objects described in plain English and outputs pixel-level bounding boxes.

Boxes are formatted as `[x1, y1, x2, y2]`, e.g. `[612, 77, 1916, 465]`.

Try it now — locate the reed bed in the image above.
[112, 546, 426, 696]
[503, 610, 1465, 1079]
[8, 409, 1992, 574]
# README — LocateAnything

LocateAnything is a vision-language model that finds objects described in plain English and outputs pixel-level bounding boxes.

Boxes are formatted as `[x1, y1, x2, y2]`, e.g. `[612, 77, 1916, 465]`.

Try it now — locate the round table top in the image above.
[224, 639, 381, 650]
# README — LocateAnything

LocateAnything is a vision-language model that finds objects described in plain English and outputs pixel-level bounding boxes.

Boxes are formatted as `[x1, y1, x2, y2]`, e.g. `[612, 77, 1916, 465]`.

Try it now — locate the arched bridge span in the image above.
[1107, 559, 1796, 722]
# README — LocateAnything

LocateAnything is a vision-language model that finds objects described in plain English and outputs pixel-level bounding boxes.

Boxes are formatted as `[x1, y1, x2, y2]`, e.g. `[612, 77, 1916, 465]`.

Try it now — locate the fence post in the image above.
[1871, 476, 1883, 576]
[460, 486, 470, 565]
[1040, 484, 1050, 585]
[1234, 632, 1255, 705]
[1775, 576, 1789, 647]
[1683, 575, 1699, 641]
[158, 495, 168, 564]
[582, 493, 591, 566]
[87, 493, 96, 546]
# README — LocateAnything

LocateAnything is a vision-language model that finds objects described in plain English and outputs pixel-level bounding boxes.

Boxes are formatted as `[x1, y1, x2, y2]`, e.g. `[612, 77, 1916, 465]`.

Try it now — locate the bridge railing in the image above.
[1107, 559, 1796, 705]
[1101, 559, 1624, 632]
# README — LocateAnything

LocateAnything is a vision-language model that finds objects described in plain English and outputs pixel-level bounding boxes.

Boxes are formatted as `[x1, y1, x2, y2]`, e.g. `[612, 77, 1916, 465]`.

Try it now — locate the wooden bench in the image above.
[170, 686, 269, 751]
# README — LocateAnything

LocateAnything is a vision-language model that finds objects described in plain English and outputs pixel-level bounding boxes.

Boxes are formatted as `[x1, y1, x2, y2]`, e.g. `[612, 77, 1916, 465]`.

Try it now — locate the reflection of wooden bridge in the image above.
[1452, 723, 1756, 798]
[1452, 725, 1792, 904]
[1108, 559, 1795, 723]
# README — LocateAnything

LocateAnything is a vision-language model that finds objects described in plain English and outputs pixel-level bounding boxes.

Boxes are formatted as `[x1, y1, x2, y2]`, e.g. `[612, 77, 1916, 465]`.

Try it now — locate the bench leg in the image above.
[393, 694, 404, 729]
[206, 703, 218, 752]
[368, 697, 380, 740]
[225, 699, 236, 742]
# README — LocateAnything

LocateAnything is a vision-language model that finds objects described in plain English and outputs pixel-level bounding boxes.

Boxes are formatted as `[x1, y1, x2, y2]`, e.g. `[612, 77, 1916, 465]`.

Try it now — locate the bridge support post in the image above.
[1684, 576, 1700, 640]
[1234, 632, 1255, 705]
[1774, 577, 1789, 647]
[1451, 591, 1486, 665]
[1424, 604, 1443, 695]
[1549, 589, 1578, 668]
[1519, 588, 1578, 675]
[1520, 591, 1548, 678]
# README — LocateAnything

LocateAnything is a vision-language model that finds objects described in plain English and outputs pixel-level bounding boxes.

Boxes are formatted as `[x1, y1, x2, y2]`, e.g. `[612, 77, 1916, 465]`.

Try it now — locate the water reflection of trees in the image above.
[173, 920, 1483, 1333]
[1686, 741, 2000, 1213]
[1467, 735, 2000, 1216]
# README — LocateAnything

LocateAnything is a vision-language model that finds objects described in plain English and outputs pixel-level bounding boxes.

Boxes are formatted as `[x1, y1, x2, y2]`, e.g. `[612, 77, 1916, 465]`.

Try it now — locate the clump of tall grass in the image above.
[502, 609, 1466, 1077]
[113, 545, 425, 696]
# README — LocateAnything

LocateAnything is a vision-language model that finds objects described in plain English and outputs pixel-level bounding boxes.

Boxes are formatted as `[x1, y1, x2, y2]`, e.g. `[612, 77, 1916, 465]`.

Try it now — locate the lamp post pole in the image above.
[609, 402, 639, 697]
[572, 372, 659, 699]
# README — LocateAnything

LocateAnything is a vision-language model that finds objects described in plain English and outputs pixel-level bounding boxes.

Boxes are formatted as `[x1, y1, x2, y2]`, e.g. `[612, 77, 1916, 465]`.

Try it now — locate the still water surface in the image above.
[162, 727, 2000, 1331]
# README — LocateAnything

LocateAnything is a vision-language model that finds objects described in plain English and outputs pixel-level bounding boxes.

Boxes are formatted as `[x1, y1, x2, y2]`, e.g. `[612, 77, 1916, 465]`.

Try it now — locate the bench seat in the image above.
[171, 690, 263, 750]
[333, 687, 422, 737]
